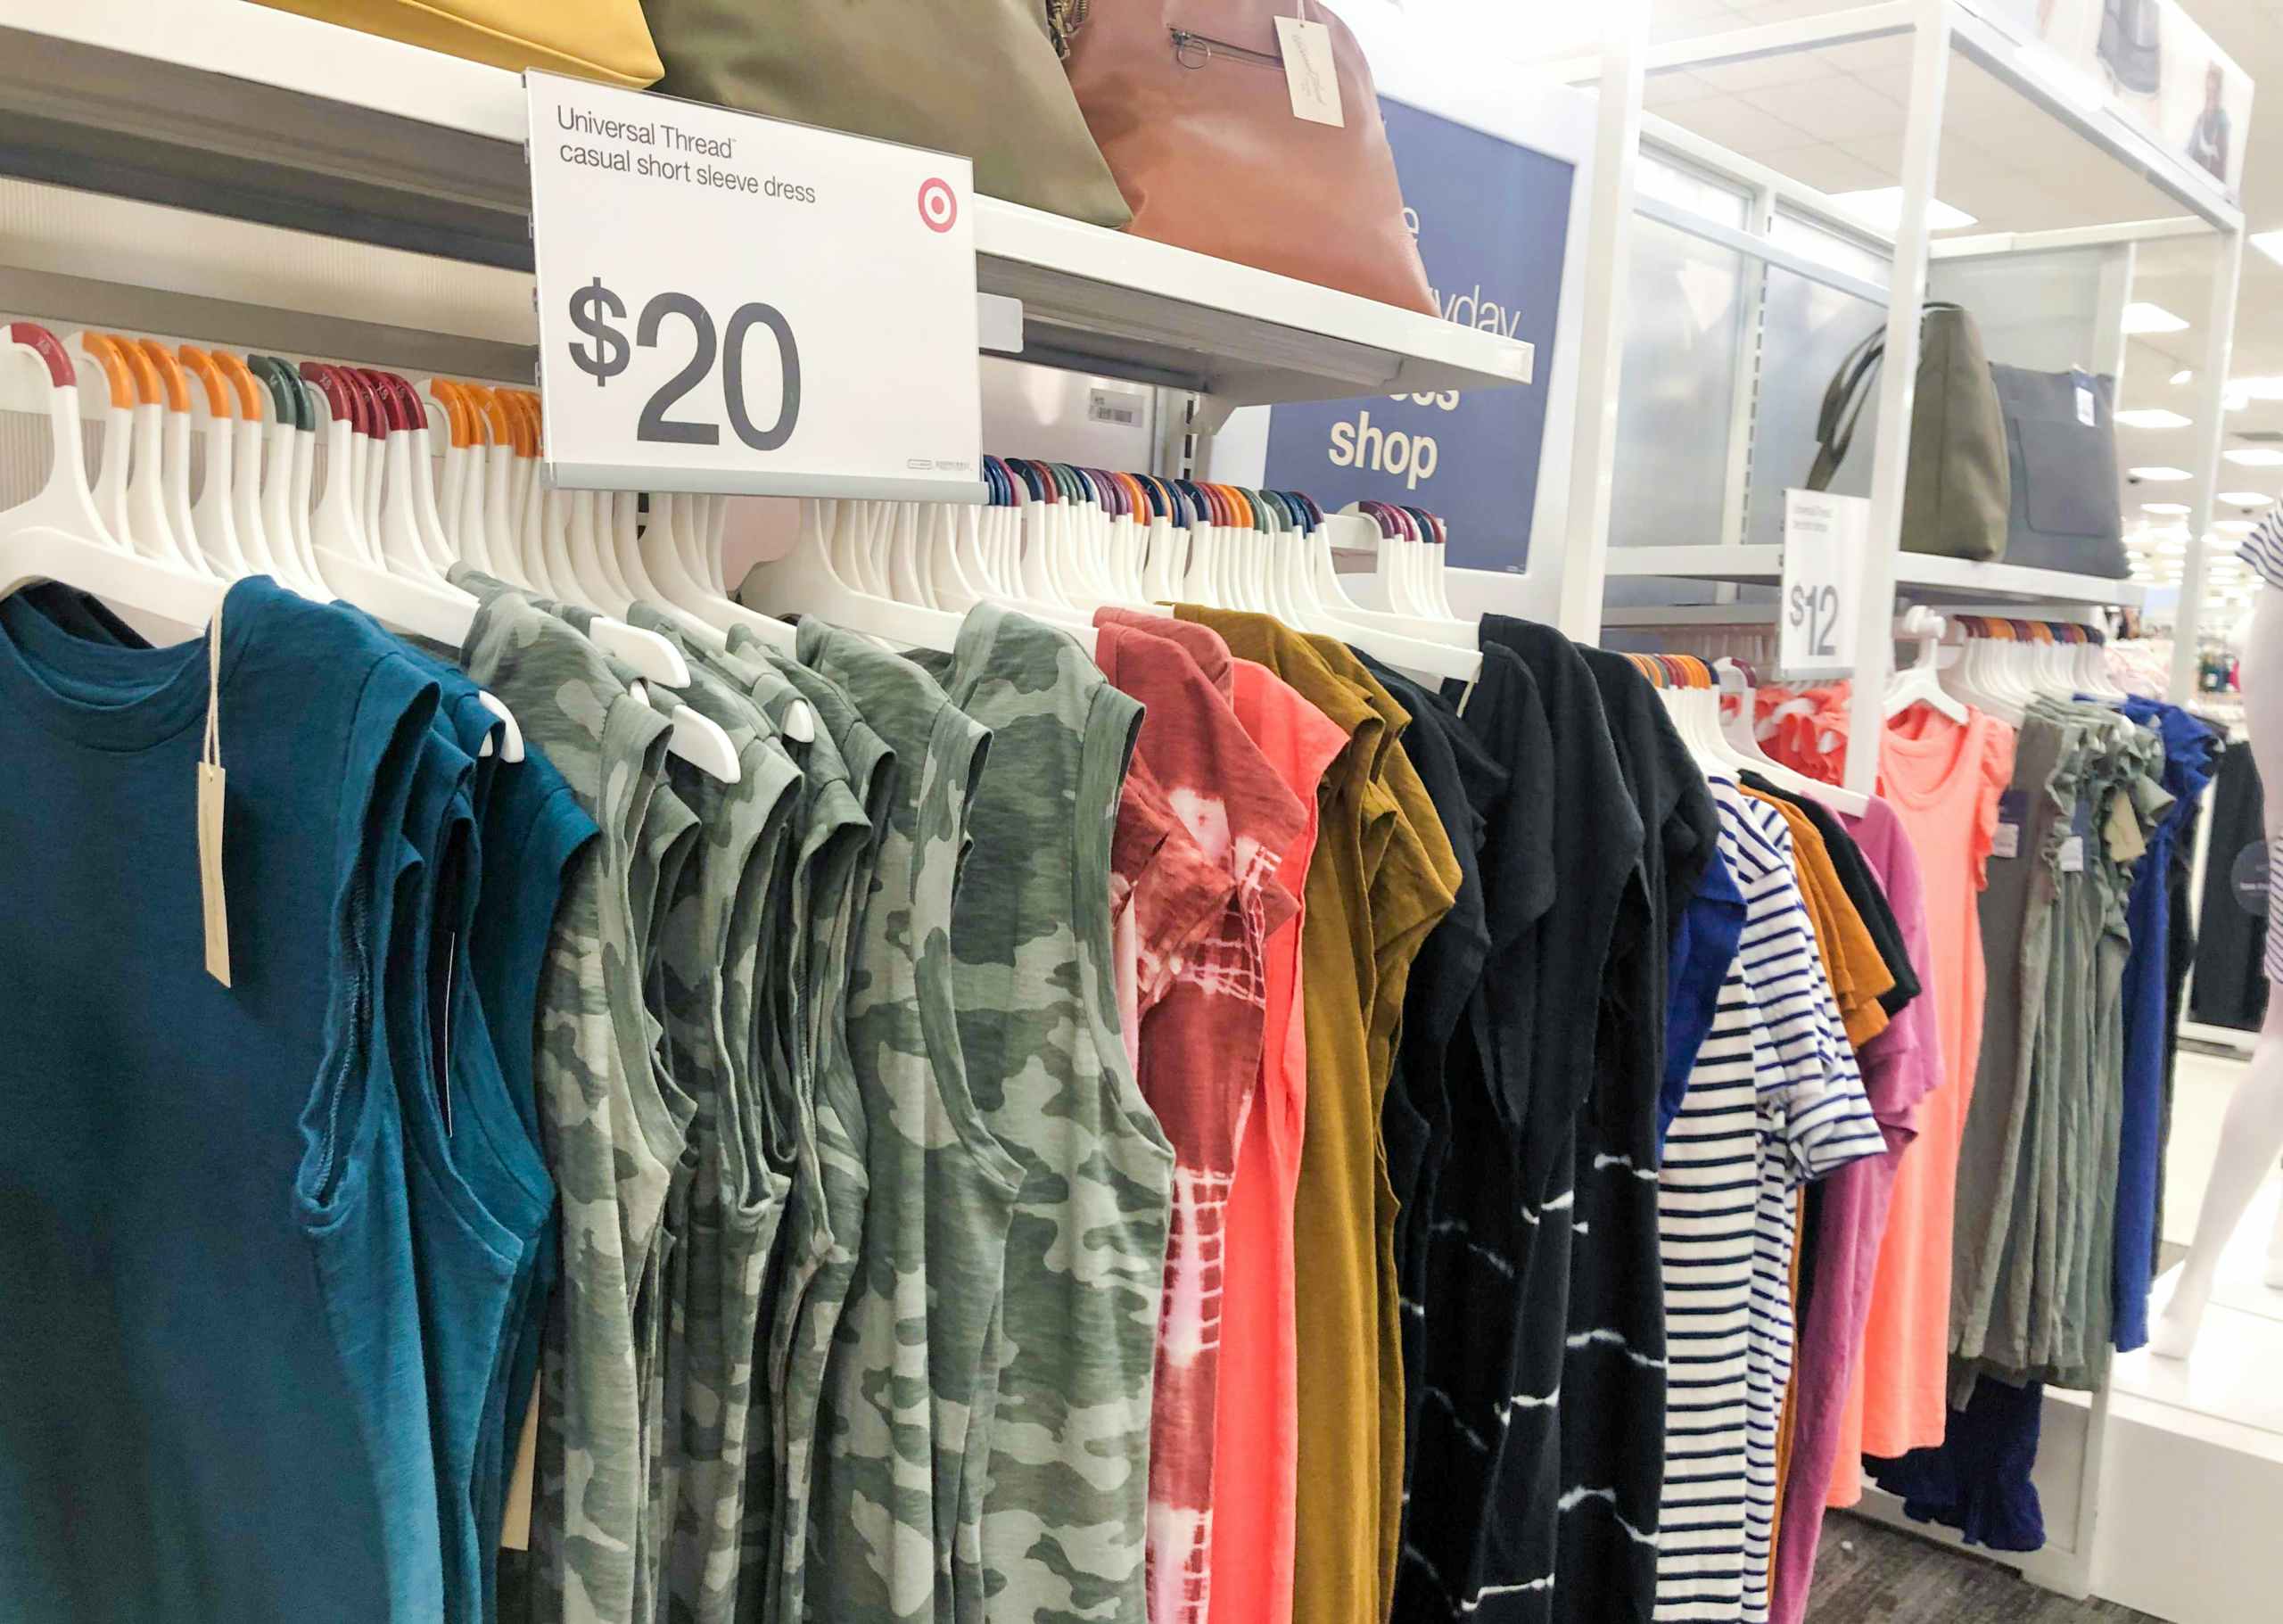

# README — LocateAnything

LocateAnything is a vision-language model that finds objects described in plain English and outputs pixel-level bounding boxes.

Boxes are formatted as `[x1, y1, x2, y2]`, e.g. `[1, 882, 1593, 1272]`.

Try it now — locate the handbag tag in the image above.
[1274, 17, 1344, 127]
[2075, 381, 2097, 426]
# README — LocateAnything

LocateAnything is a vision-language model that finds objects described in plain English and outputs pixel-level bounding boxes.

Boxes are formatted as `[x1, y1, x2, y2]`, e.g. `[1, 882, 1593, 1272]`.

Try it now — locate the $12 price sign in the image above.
[525, 70, 984, 500]
[1779, 488, 1867, 680]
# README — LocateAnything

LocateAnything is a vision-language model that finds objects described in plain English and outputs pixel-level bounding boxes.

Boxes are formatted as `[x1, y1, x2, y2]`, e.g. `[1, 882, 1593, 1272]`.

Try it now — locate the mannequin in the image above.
[2151, 583, 2283, 1356]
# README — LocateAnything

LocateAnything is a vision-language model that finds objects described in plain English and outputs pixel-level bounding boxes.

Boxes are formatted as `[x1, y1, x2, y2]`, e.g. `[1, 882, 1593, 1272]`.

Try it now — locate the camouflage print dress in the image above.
[908, 606, 1175, 1624]
[725, 635, 893, 1624]
[545, 609, 702, 1624]
[794, 620, 1024, 1623]
[456, 583, 684, 1624]
[621, 613, 806, 1624]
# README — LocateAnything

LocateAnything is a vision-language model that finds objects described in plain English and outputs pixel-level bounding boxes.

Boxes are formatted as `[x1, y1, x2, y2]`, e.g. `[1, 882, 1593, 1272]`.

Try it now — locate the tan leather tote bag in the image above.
[1064, 0, 1437, 313]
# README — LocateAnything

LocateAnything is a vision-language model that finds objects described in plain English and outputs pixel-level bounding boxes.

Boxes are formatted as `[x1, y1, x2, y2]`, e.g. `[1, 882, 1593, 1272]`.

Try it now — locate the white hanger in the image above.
[65, 333, 138, 560]
[369, 371, 458, 580]
[1272, 507, 1479, 683]
[746, 499, 1005, 656]
[2076, 631, 2128, 702]
[417, 381, 473, 567]
[629, 493, 814, 742]
[204, 350, 284, 585]
[464, 385, 521, 583]
[119, 339, 212, 581]
[176, 347, 250, 578]
[1660, 679, 1735, 778]
[282, 367, 326, 589]
[0, 322, 226, 628]
[245, 358, 320, 594]
[1709, 657, 1869, 815]
[1886, 606, 1968, 723]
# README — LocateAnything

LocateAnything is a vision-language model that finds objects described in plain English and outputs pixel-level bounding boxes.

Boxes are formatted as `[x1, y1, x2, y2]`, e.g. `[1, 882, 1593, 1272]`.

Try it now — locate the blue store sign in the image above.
[1265, 98, 1572, 573]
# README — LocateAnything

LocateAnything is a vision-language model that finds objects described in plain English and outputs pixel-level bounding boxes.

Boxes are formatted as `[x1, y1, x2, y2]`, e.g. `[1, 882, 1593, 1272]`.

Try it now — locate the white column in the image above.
[2170, 226, 2245, 703]
[1554, 0, 1647, 642]
[1836, 0, 1950, 796]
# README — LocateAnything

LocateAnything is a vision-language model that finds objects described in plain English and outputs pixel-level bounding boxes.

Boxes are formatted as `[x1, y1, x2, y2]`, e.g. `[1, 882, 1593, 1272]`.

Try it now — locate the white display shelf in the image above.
[0, 0, 1530, 418]
[1603, 545, 2149, 609]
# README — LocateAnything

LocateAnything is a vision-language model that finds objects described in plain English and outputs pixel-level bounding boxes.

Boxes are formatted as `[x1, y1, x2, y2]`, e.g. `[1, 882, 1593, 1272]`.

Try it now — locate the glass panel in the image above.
[1610, 216, 1747, 548]
[1748, 260, 1885, 548]
[1769, 210, 1892, 288]
[1637, 148, 1752, 230]
[1929, 244, 2114, 374]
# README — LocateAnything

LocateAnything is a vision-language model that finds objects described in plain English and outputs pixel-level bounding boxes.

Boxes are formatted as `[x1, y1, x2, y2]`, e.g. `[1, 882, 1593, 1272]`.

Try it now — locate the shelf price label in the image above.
[1780, 488, 1867, 679]
[525, 70, 983, 501]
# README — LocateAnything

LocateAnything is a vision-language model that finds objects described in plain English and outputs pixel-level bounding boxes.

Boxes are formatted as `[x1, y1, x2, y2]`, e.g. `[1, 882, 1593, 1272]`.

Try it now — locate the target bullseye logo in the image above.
[917, 177, 959, 233]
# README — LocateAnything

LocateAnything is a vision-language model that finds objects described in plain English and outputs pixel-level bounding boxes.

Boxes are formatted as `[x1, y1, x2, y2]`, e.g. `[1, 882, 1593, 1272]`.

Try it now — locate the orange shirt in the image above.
[1207, 657, 1348, 1624]
[1828, 707, 2013, 1484]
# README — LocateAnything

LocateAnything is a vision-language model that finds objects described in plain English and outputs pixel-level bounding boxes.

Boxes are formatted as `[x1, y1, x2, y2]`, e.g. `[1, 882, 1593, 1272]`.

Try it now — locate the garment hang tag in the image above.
[2057, 834, 2086, 874]
[499, 1385, 540, 1551]
[1274, 17, 1345, 127]
[2075, 383, 2097, 427]
[1991, 787, 2025, 859]
[2106, 791, 2148, 865]
[197, 763, 231, 986]
[433, 931, 458, 1139]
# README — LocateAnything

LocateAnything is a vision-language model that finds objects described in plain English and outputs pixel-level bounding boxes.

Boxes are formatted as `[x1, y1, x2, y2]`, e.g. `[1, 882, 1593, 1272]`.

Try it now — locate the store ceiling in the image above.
[1632, 0, 2283, 612]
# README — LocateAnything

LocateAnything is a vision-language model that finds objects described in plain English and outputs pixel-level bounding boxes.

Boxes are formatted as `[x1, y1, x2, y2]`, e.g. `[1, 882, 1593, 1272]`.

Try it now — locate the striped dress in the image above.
[1654, 781, 1886, 1622]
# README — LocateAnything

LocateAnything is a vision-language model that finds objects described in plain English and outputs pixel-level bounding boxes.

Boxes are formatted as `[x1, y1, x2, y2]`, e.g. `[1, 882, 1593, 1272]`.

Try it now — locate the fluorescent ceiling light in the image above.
[2219, 490, 2272, 506]
[2130, 466, 2193, 481]
[2252, 228, 2283, 267]
[2234, 376, 2283, 400]
[2225, 447, 2283, 466]
[2141, 501, 2191, 515]
[2172, 369, 2195, 385]
[2122, 301, 2189, 334]
[2217, 519, 2259, 535]
[1825, 187, 1977, 233]
[2116, 408, 2193, 428]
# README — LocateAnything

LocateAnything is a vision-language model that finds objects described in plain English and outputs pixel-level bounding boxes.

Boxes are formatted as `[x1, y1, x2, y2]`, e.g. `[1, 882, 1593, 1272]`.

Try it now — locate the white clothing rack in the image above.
[1538, 0, 2256, 1610]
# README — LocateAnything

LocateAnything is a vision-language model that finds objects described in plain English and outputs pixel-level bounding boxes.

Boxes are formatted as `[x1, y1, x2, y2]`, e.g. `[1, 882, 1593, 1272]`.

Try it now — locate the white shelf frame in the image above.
[0, 0, 1532, 433]
[1568, 0, 2252, 1606]
[1570, 0, 2245, 802]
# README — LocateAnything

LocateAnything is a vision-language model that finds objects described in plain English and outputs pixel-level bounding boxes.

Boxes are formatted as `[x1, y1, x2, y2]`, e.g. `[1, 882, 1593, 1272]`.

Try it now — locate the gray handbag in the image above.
[1806, 302, 2011, 562]
[1988, 364, 2129, 578]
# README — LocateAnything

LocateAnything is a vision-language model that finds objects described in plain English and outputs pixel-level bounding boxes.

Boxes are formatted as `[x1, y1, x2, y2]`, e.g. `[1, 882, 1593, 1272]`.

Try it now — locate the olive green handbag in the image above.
[641, 0, 1133, 227]
[1806, 302, 2011, 562]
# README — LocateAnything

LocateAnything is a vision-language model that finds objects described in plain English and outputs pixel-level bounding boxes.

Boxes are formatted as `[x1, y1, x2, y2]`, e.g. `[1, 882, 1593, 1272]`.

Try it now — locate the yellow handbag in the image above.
[251, 0, 663, 87]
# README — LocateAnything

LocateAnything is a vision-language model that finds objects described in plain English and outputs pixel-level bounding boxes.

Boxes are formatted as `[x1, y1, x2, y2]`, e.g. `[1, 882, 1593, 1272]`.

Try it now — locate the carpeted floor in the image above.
[1806, 1512, 2161, 1622]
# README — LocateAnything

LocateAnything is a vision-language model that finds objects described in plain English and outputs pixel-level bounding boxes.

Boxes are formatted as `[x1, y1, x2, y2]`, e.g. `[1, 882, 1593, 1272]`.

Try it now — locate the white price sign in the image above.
[1780, 488, 1867, 678]
[525, 71, 983, 500]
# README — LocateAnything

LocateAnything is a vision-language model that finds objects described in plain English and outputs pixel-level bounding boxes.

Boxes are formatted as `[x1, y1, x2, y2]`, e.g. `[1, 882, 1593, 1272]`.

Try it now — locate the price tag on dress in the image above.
[1780, 488, 1867, 679]
[525, 70, 984, 501]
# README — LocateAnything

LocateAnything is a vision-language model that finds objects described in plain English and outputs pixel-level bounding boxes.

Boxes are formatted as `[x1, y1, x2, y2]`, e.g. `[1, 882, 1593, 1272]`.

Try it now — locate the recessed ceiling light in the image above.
[2122, 301, 2189, 334]
[2234, 376, 2283, 400]
[2219, 490, 2272, 507]
[2172, 369, 2195, 385]
[2217, 519, 2259, 534]
[2142, 501, 2192, 515]
[1825, 186, 1977, 233]
[2252, 228, 2283, 268]
[2159, 536, 2189, 553]
[2131, 466, 2193, 481]
[2226, 448, 2283, 466]
[2117, 408, 2193, 429]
